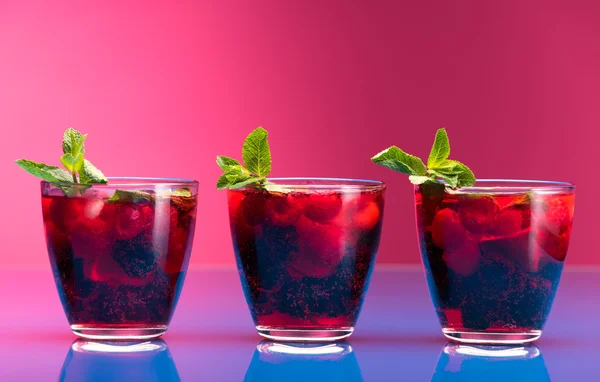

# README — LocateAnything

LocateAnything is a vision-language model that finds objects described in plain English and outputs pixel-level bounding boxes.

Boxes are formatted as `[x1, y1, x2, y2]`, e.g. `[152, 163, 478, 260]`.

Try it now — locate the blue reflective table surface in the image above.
[0, 268, 598, 381]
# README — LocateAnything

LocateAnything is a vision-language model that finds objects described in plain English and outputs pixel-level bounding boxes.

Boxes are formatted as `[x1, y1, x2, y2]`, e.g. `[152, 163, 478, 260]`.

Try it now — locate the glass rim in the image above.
[41, 176, 199, 188]
[440, 179, 575, 193]
[236, 177, 385, 191]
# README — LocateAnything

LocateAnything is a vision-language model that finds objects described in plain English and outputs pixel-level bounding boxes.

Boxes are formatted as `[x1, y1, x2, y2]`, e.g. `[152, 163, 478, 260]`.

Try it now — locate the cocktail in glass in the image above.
[42, 177, 198, 339]
[415, 180, 575, 344]
[228, 178, 385, 341]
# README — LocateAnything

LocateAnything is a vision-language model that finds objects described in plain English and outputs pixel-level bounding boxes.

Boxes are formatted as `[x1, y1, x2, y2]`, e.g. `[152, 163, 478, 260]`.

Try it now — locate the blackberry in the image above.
[113, 234, 159, 278]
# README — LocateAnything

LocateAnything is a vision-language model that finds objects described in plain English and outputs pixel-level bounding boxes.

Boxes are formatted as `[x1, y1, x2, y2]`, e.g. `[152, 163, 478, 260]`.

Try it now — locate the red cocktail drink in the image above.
[416, 180, 575, 344]
[42, 178, 198, 339]
[228, 178, 385, 341]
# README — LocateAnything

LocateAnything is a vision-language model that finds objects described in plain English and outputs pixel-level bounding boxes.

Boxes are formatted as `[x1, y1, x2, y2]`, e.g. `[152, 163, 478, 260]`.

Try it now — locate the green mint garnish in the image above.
[109, 190, 154, 204]
[16, 127, 107, 184]
[216, 127, 272, 190]
[108, 188, 193, 204]
[371, 128, 476, 188]
[15, 160, 72, 182]
[79, 159, 107, 184]
[60, 128, 87, 180]
[172, 188, 192, 197]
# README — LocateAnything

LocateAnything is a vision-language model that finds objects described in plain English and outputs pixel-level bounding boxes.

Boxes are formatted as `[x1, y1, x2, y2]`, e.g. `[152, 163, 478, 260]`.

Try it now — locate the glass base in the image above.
[256, 326, 354, 342]
[71, 325, 167, 340]
[442, 328, 542, 344]
[443, 343, 541, 359]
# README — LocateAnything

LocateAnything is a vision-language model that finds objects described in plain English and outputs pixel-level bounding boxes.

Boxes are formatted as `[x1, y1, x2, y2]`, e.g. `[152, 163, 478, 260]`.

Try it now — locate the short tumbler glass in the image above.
[228, 178, 385, 341]
[42, 177, 198, 340]
[415, 180, 575, 344]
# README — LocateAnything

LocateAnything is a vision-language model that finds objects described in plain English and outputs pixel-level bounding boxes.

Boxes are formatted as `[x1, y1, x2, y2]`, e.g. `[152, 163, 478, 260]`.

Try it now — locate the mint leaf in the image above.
[216, 174, 231, 190]
[429, 160, 475, 188]
[79, 159, 107, 184]
[242, 127, 271, 177]
[506, 192, 532, 208]
[371, 128, 476, 189]
[216, 127, 274, 190]
[18, 128, 109, 185]
[409, 175, 437, 185]
[427, 128, 450, 168]
[61, 153, 84, 173]
[62, 128, 87, 156]
[16, 159, 72, 182]
[371, 146, 427, 176]
[109, 190, 154, 203]
[172, 188, 191, 197]
[229, 177, 264, 189]
[454, 163, 476, 187]
[428, 169, 458, 188]
[224, 164, 252, 182]
[219, 164, 264, 189]
[216, 156, 241, 170]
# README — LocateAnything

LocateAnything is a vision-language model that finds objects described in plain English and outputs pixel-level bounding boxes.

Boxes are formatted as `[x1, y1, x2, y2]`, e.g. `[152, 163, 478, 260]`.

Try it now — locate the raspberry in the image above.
[443, 235, 481, 277]
[431, 208, 466, 250]
[458, 195, 498, 234]
[491, 207, 524, 236]
[265, 194, 301, 227]
[303, 193, 343, 223]
[115, 204, 152, 240]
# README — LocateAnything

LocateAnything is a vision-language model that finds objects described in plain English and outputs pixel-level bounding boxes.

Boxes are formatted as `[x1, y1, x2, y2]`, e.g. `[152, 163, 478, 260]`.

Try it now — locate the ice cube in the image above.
[84, 189, 110, 199]
[84, 255, 146, 287]
[48, 188, 66, 197]
[431, 208, 466, 250]
[70, 217, 115, 263]
[479, 229, 541, 272]
[288, 251, 336, 278]
[536, 229, 569, 262]
[84, 199, 105, 219]
[296, 216, 345, 271]
[534, 195, 574, 236]
[353, 201, 381, 231]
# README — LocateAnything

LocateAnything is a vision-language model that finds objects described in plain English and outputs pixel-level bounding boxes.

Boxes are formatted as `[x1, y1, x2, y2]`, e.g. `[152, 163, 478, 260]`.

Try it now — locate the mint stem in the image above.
[72, 172, 78, 183]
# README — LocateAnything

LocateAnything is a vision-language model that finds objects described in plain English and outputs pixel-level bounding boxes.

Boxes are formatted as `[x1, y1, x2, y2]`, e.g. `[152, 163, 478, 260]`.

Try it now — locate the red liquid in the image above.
[228, 187, 384, 330]
[415, 185, 574, 333]
[42, 191, 197, 329]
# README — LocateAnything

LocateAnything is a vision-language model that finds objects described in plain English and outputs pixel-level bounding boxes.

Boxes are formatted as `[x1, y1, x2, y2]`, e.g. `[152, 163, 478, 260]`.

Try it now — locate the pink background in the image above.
[0, 1, 595, 268]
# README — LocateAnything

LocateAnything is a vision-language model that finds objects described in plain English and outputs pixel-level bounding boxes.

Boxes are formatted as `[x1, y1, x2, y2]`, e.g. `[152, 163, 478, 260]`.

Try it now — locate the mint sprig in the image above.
[15, 160, 72, 182]
[216, 127, 272, 190]
[371, 128, 476, 188]
[16, 127, 108, 184]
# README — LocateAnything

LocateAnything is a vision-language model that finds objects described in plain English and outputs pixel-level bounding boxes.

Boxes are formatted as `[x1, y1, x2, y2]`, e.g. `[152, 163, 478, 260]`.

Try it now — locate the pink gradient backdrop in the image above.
[0, 1, 595, 267]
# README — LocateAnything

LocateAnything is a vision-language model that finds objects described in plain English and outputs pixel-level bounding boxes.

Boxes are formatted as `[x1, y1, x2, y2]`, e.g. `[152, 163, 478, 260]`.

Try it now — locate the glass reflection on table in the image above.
[432, 343, 550, 382]
[59, 339, 180, 382]
[244, 341, 363, 382]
